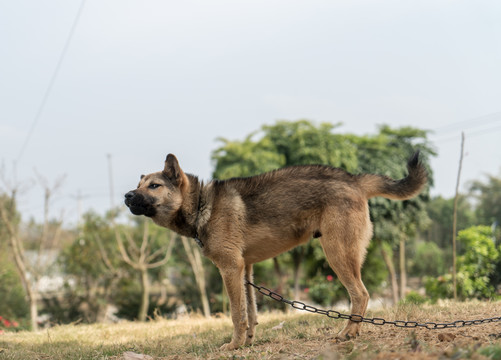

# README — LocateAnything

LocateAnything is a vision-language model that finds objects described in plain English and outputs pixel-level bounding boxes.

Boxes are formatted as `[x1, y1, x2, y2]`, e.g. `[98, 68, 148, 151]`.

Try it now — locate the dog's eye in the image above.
[148, 184, 161, 189]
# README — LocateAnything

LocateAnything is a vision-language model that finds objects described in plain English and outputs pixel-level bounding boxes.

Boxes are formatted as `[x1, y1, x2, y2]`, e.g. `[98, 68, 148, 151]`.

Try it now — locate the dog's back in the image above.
[212, 151, 426, 223]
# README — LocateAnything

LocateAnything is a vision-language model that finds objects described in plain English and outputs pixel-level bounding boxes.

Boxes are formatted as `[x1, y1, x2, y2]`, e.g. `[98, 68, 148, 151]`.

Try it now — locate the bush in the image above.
[0, 316, 20, 333]
[307, 275, 344, 306]
[0, 248, 29, 328]
[400, 291, 427, 305]
[409, 241, 445, 277]
[424, 274, 453, 302]
[425, 226, 499, 300]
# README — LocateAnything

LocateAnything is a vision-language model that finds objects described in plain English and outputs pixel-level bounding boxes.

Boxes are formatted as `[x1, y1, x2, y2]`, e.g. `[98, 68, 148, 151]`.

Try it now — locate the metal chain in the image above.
[246, 281, 501, 330]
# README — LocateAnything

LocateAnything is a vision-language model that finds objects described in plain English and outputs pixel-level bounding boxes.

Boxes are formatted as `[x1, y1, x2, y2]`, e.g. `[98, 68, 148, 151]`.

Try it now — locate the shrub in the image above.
[409, 241, 445, 277]
[400, 291, 427, 305]
[0, 249, 29, 327]
[0, 316, 20, 333]
[307, 275, 344, 306]
[425, 225, 499, 300]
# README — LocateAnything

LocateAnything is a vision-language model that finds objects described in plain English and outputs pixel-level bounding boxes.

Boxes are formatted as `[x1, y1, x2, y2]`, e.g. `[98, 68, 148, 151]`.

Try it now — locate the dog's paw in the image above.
[335, 330, 359, 342]
[219, 341, 240, 351]
[334, 334, 351, 343]
[244, 335, 254, 346]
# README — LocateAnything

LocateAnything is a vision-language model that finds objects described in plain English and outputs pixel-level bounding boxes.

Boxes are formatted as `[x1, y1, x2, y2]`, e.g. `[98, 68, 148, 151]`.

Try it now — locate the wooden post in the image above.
[452, 132, 465, 300]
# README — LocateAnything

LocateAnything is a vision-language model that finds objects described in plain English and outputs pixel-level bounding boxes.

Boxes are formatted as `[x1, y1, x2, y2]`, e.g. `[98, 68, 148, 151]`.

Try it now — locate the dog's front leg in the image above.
[219, 259, 248, 351]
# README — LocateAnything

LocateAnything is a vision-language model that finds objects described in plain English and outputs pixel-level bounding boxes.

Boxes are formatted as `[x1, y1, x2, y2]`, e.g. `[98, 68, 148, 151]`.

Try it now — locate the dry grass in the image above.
[2, 300, 501, 359]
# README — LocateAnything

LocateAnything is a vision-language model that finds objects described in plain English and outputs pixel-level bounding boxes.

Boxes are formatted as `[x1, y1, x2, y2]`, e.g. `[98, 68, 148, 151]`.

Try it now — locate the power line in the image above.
[432, 111, 501, 135]
[430, 123, 501, 144]
[16, 0, 87, 164]
[429, 111, 501, 143]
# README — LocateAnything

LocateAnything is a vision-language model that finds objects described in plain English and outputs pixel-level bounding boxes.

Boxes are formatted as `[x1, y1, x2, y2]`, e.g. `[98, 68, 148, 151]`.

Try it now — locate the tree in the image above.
[213, 133, 284, 179]
[0, 174, 65, 331]
[420, 195, 476, 268]
[180, 236, 211, 317]
[59, 210, 123, 323]
[115, 218, 175, 321]
[470, 173, 501, 241]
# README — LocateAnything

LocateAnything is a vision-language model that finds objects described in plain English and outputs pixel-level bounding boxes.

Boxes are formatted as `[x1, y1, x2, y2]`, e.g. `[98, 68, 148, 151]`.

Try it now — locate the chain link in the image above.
[246, 281, 501, 330]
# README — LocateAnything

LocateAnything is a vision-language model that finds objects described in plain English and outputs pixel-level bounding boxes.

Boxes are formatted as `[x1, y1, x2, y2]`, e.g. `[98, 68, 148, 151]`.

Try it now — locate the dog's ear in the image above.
[163, 154, 186, 187]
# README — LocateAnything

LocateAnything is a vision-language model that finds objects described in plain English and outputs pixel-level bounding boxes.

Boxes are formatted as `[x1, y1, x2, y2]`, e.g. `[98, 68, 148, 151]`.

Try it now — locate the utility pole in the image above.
[452, 132, 465, 300]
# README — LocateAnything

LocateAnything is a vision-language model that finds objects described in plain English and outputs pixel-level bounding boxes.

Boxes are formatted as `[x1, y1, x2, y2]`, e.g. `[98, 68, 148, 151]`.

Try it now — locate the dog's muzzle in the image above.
[124, 191, 156, 217]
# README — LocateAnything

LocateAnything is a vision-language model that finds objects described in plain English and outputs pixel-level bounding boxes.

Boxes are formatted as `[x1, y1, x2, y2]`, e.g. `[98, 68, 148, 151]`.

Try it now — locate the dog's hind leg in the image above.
[218, 256, 248, 350]
[244, 264, 258, 345]
[319, 209, 371, 341]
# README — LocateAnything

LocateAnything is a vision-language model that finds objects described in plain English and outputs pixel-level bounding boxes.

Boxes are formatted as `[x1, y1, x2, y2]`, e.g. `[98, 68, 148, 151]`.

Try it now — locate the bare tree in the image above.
[181, 236, 211, 318]
[379, 240, 399, 305]
[0, 172, 65, 331]
[115, 220, 175, 321]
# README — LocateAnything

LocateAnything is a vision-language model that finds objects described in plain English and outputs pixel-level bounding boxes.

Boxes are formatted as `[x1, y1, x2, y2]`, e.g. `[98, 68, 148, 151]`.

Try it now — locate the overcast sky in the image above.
[1, 0, 500, 225]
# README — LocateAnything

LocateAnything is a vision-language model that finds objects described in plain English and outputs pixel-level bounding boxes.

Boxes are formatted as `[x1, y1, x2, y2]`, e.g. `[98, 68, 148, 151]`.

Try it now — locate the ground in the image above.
[1, 300, 501, 359]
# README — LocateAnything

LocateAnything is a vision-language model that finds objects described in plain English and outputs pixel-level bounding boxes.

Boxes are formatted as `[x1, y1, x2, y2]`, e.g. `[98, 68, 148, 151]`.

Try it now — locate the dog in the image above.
[124, 152, 427, 350]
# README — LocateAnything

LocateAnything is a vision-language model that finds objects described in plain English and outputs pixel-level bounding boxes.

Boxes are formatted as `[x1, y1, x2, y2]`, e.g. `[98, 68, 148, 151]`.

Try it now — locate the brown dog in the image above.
[124, 152, 427, 350]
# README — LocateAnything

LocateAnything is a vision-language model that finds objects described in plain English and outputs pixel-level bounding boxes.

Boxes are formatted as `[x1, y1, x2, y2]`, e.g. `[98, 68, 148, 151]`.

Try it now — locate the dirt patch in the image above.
[320, 315, 501, 359]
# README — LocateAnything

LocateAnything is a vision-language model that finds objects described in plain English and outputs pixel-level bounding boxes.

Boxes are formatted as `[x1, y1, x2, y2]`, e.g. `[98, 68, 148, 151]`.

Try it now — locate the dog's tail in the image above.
[359, 151, 427, 200]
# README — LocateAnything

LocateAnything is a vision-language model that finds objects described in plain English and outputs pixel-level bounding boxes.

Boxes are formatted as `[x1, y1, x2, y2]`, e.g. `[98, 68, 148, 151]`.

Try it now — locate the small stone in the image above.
[438, 333, 456, 342]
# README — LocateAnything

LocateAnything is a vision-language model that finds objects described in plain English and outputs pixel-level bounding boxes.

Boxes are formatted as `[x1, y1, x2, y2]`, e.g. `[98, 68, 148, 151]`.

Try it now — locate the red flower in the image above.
[12, 321, 19, 327]
[3, 319, 11, 327]
[326, 275, 334, 282]
[304, 288, 309, 293]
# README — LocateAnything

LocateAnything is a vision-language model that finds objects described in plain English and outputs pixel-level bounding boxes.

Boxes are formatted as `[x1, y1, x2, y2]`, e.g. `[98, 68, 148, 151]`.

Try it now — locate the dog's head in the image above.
[124, 154, 189, 226]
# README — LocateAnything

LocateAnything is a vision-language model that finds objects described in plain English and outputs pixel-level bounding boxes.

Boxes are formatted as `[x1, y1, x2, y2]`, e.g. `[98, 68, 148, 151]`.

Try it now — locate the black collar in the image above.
[194, 236, 204, 248]
[193, 188, 204, 248]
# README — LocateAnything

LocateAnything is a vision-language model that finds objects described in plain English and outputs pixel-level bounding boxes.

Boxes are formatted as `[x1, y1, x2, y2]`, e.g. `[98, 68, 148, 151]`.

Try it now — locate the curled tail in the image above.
[360, 151, 428, 200]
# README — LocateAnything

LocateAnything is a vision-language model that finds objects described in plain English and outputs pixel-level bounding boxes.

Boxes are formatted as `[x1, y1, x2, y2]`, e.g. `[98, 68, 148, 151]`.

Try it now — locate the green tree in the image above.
[470, 173, 501, 241]
[423, 195, 476, 249]
[114, 216, 175, 321]
[418, 195, 476, 272]
[408, 241, 445, 278]
[59, 210, 123, 323]
[213, 134, 283, 179]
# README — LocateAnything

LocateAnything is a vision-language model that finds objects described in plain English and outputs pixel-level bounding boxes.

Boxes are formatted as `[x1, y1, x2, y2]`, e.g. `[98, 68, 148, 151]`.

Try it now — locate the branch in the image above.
[115, 227, 140, 270]
[124, 229, 140, 258]
[181, 236, 204, 288]
[94, 233, 116, 273]
[139, 221, 149, 264]
[146, 232, 176, 269]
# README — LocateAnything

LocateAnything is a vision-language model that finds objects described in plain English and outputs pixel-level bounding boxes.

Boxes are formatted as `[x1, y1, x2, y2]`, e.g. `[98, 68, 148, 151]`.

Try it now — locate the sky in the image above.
[1, 0, 501, 226]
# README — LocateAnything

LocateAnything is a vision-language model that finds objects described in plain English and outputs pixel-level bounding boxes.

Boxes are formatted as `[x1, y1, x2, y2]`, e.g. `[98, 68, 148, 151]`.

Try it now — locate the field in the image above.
[2, 300, 501, 359]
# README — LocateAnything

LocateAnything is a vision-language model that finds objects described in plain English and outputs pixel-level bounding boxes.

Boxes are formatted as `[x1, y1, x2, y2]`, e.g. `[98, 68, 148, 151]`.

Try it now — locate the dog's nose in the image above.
[125, 191, 135, 200]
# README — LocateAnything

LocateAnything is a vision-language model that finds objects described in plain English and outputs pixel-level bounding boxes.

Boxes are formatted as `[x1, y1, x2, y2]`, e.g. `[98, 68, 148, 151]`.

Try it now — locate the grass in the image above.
[2, 300, 501, 359]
